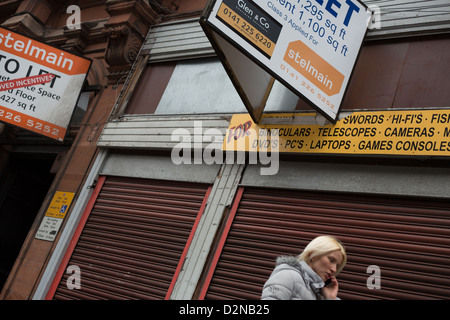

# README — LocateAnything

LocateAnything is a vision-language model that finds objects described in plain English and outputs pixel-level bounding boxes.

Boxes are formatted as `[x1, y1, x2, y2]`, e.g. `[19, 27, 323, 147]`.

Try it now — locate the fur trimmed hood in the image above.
[275, 255, 303, 268]
[275, 256, 325, 292]
[261, 255, 326, 300]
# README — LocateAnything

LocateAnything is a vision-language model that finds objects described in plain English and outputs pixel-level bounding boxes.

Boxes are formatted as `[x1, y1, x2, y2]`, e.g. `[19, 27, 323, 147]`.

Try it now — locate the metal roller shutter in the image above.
[200, 187, 450, 300]
[142, 18, 215, 62]
[48, 175, 211, 300]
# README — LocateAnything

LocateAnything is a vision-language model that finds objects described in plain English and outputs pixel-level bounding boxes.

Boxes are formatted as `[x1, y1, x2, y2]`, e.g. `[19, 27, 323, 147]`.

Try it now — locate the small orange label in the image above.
[217, 3, 277, 58]
[283, 40, 344, 96]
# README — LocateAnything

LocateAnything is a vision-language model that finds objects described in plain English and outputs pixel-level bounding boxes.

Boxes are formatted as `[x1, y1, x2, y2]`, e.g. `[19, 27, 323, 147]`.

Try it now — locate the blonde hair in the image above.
[297, 235, 347, 275]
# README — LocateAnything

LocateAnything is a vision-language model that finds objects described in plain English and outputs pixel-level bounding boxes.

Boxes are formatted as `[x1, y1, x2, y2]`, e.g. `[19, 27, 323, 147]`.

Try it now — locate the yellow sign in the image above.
[45, 191, 75, 219]
[224, 110, 450, 156]
[36, 191, 75, 241]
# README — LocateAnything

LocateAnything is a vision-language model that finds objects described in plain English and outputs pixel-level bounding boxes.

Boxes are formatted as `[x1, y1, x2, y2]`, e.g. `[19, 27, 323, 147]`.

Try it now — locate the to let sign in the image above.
[202, 0, 372, 123]
[0, 27, 91, 141]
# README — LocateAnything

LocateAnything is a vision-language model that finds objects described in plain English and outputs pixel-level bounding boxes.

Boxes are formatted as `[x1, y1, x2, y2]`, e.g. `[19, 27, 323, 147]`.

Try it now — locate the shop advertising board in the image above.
[201, 0, 372, 123]
[224, 110, 450, 156]
[0, 27, 91, 141]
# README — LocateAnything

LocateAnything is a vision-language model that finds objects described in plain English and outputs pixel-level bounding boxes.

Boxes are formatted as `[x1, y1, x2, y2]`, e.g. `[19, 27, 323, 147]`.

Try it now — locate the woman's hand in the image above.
[321, 276, 339, 299]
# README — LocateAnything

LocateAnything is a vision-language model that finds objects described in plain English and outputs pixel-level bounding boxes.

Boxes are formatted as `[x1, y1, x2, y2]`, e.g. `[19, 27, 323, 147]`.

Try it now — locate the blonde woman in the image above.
[261, 235, 347, 300]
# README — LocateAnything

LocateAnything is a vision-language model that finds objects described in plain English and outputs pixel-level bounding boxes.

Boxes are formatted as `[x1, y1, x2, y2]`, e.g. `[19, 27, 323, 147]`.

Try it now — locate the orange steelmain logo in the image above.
[283, 40, 344, 96]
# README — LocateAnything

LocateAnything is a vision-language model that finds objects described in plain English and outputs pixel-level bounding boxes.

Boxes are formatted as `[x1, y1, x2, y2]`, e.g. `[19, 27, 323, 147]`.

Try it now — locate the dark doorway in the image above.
[0, 153, 56, 290]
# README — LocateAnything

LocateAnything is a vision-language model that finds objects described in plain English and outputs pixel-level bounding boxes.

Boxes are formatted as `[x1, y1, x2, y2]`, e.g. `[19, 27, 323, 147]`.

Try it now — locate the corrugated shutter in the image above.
[365, 0, 450, 39]
[98, 115, 229, 150]
[201, 187, 450, 300]
[50, 175, 210, 300]
[142, 18, 215, 63]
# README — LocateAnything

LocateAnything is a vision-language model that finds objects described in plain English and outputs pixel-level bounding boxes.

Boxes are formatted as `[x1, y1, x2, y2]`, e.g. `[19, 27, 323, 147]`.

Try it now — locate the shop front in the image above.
[38, 8, 450, 298]
[3, 0, 450, 300]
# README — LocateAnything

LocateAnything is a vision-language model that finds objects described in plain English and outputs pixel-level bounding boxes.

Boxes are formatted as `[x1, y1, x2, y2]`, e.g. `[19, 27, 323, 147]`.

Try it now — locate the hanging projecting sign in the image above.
[0, 27, 91, 141]
[201, 0, 372, 123]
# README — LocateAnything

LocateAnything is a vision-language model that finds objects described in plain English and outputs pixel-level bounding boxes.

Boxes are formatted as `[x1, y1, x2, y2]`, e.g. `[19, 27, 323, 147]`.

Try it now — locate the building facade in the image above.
[1, 0, 450, 300]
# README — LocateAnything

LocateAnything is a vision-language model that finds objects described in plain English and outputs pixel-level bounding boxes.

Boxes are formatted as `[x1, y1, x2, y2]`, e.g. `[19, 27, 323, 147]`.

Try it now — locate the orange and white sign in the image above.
[0, 27, 91, 141]
[283, 40, 344, 96]
[202, 0, 372, 122]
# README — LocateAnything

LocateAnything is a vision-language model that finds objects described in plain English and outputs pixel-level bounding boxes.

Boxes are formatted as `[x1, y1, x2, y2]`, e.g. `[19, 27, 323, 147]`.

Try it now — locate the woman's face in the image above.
[309, 250, 343, 282]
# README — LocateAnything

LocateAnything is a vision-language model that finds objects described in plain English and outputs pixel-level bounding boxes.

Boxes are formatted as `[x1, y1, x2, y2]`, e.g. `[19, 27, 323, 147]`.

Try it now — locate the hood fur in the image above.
[276, 255, 302, 269]
[275, 255, 325, 292]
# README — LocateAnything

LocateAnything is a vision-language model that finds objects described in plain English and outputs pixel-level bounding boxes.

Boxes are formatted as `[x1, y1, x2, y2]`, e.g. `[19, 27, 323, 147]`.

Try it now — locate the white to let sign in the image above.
[202, 0, 372, 123]
[0, 27, 91, 141]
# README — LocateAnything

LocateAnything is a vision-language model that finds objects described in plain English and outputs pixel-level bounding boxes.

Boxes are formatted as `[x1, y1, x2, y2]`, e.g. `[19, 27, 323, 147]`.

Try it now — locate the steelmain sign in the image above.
[0, 27, 91, 141]
[201, 0, 372, 123]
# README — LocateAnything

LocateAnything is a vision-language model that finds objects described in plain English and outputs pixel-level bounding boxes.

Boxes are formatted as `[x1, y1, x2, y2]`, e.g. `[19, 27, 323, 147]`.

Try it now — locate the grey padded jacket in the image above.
[261, 256, 332, 300]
